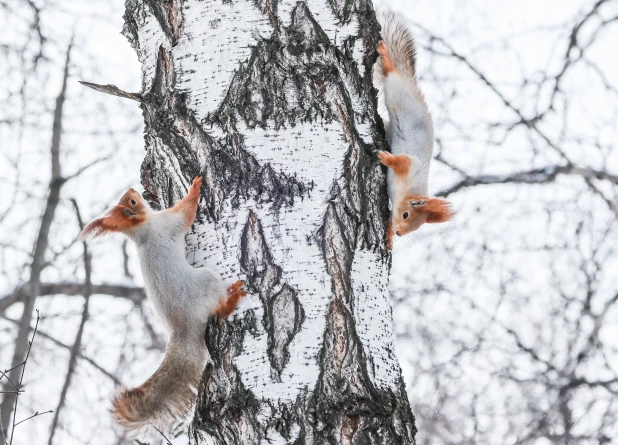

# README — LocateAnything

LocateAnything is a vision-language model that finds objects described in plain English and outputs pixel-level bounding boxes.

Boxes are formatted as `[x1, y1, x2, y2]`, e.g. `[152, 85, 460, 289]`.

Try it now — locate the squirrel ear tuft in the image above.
[423, 198, 455, 224]
[79, 218, 108, 240]
[79, 206, 142, 240]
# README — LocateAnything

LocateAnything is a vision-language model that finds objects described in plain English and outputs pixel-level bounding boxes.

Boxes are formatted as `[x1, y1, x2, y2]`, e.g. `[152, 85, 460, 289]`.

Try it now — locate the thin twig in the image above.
[14, 410, 53, 428]
[153, 426, 173, 445]
[8, 310, 45, 445]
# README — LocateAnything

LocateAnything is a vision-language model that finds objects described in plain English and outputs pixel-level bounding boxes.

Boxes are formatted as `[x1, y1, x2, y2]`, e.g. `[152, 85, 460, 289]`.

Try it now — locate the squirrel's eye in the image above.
[403, 212, 409, 220]
[130, 199, 137, 206]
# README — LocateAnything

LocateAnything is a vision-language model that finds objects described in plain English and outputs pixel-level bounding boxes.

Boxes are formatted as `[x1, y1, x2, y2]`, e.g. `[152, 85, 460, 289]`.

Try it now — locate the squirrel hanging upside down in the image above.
[375, 13, 455, 249]
[81, 176, 246, 437]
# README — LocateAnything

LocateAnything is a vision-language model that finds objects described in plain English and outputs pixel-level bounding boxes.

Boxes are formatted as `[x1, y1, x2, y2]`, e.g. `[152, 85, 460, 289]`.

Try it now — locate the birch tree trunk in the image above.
[122, 0, 415, 443]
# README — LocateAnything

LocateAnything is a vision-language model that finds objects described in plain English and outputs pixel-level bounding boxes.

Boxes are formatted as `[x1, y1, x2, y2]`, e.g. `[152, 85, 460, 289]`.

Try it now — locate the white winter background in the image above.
[1, 0, 617, 444]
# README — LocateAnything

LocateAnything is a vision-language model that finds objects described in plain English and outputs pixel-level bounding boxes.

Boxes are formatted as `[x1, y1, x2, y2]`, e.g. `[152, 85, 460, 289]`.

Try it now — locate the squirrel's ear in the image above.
[423, 198, 455, 224]
[409, 199, 428, 207]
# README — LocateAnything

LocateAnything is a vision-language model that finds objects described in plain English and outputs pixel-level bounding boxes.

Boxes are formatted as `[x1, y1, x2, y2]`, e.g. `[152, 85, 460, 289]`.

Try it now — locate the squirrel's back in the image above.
[374, 10, 417, 87]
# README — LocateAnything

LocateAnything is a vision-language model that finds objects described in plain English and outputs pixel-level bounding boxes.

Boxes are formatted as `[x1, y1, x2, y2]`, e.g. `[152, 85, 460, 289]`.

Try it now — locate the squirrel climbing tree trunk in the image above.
[121, 0, 415, 443]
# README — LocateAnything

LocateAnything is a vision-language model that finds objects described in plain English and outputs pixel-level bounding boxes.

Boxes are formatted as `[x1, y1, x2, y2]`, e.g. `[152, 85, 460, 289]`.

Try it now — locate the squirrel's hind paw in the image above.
[191, 176, 203, 190]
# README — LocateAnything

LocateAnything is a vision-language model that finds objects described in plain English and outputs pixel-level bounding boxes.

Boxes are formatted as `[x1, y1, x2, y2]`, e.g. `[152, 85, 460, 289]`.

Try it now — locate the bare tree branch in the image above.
[437, 164, 618, 197]
[0, 283, 146, 313]
[0, 40, 72, 434]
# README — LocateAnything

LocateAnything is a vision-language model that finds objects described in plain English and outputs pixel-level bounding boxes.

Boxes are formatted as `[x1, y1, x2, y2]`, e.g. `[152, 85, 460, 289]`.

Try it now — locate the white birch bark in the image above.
[122, 0, 415, 443]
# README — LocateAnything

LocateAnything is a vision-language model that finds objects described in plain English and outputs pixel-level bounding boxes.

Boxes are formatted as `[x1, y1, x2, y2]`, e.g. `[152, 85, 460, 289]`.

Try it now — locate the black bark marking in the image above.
[123, 0, 183, 49]
[306, 94, 412, 439]
[193, 312, 262, 443]
[212, 0, 389, 247]
[253, 0, 279, 29]
[240, 210, 305, 379]
[144, 0, 183, 46]
[122, 0, 144, 52]
[268, 284, 305, 377]
[310, 201, 416, 443]
[211, 2, 370, 132]
[209, 135, 307, 215]
[133, 44, 308, 219]
[240, 209, 282, 295]
[320, 203, 353, 303]
[212, 37, 337, 131]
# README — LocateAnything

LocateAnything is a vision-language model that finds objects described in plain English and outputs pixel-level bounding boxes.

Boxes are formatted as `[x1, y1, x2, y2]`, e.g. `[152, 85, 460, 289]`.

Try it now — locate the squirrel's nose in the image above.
[396, 231, 401, 236]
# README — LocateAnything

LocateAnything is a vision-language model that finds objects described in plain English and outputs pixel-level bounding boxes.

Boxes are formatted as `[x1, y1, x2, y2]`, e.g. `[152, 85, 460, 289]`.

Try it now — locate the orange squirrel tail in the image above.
[112, 329, 205, 437]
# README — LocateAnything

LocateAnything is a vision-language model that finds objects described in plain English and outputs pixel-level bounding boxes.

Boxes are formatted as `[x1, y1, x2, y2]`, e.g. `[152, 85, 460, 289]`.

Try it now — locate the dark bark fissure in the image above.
[253, 0, 279, 29]
[196, 312, 262, 442]
[239, 210, 305, 379]
[122, 0, 415, 443]
[269, 284, 305, 376]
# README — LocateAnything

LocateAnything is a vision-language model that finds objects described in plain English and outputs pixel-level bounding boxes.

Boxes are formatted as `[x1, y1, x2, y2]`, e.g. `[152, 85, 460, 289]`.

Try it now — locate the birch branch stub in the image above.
[122, 0, 416, 443]
[79, 81, 143, 102]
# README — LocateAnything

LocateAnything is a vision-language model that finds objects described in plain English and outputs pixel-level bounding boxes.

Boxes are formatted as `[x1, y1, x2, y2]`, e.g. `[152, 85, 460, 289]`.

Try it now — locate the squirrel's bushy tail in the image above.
[112, 330, 205, 437]
[374, 10, 417, 86]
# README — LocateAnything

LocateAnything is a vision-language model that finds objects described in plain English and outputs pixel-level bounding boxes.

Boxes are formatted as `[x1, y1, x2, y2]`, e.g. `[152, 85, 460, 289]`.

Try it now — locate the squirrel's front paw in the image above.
[227, 280, 245, 295]
[377, 41, 394, 73]
[216, 280, 247, 319]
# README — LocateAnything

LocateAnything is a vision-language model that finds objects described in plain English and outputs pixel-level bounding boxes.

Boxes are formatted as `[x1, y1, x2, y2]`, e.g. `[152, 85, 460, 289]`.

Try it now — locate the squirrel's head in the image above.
[80, 188, 150, 239]
[392, 194, 454, 237]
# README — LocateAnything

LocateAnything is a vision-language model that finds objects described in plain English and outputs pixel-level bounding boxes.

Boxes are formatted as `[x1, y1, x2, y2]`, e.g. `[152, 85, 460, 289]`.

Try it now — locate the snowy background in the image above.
[1, 0, 617, 444]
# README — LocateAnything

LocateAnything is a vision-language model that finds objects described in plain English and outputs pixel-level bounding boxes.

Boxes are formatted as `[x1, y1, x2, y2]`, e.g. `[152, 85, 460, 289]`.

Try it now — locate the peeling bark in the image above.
[122, 0, 415, 443]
